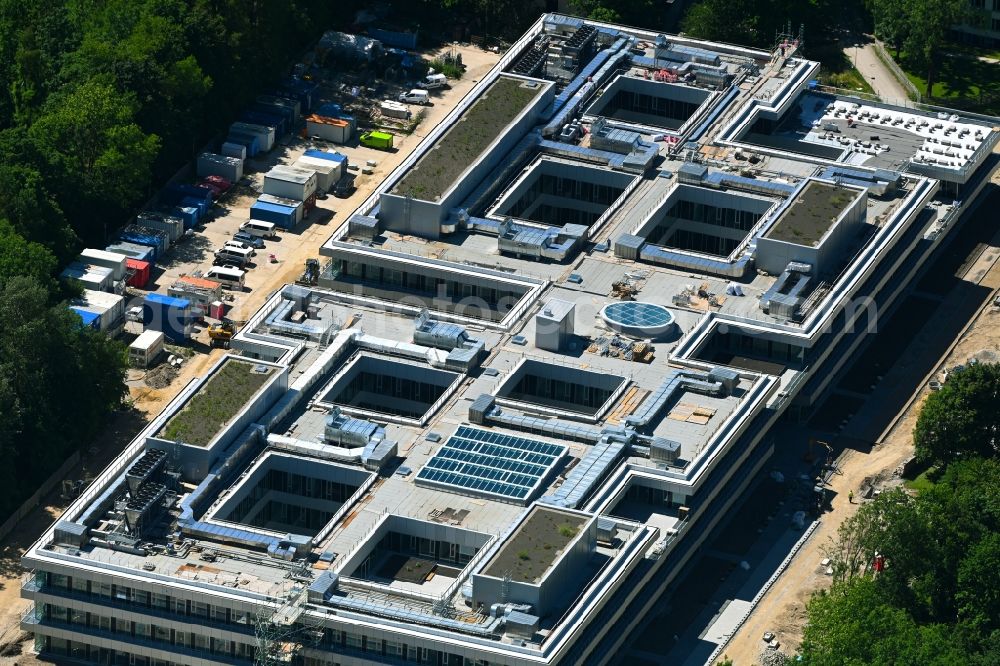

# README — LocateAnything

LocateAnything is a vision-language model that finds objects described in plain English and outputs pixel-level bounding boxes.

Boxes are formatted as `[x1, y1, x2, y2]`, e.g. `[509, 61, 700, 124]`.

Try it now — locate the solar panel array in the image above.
[416, 426, 566, 504]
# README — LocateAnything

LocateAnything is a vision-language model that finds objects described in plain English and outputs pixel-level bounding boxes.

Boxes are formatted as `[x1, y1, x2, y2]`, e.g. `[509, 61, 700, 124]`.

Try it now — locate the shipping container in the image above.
[304, 149, 348, 166]
[107, 242, 156, 266]
[281, 78, 318, 112]
[226, 131, 260, 157]
[293, 157, 337, 192]
[197, 152, 244, 182]
[119, 225, 169, 255]
[251, 101, 295, 128]
[230, 122, 275, 152]
[250, 201, 299, 229]
[368, 27, 419, 49]
[79, 248, 128, 281]
[180, 196, 210, 216]
[126, 258, 151, 288]
[263, 165, 317, 201]
[257, 94, 301, 118]
[168, 276, 223, 317]
[305, 115, 351, 144]
[136, 212, 184, 243]
[71, 307, 101, 330]
[221, 141, 247, 160]
[143, 293, 193, 342]
[240, 110, 285, 137]
[299, 153, 345, 182]
[61, 262, 115, 293]
[171, 206, 199, 230]
[73, 289, 125, 334]
[129, 330, 164, 368]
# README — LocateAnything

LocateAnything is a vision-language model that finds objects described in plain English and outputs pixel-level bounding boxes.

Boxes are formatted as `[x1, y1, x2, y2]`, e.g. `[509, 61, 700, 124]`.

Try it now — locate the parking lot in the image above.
[122, 43, 502, 416]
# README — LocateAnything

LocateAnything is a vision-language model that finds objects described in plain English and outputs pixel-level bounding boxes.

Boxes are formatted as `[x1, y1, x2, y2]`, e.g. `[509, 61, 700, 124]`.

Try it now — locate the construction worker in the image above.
[848, 489, 855, 504]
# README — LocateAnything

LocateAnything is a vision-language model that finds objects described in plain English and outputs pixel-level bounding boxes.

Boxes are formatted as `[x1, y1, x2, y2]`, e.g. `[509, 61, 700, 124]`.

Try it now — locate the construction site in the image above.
[17, 12, 1000, 666]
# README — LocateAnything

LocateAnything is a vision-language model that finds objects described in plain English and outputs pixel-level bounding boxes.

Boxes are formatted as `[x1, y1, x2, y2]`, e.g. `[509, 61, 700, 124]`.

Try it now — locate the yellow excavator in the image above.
[208, 320, 237, 348]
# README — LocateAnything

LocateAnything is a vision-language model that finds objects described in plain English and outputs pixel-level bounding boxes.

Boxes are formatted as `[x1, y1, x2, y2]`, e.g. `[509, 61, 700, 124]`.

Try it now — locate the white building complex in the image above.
[22, 13, 998, 666]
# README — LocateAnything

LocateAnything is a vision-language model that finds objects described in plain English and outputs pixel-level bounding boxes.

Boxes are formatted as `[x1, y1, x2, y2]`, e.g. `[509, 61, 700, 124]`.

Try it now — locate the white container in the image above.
[379, 100, 410, 119]
[231, 121, 275, 151]
[79, 248, 128, 281]
[263, 165, 317, 201]
[293, 157, 337, 192]
[129, 330, 164, 368]
[61, 262, 114, 293]
[74, 289, 125, 334]
[197, 153, 244, 182]
[221, 142, 247, 160]
[306, 116, 351, 144]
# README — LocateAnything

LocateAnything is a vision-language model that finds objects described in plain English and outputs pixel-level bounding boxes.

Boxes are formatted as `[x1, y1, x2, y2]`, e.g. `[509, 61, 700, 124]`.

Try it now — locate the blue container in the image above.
[252, 102, 294, 127]
[316, 103, 342, 118]
[281, 78, 318, 112]
[107, 242, 157, 266]
[240, 110, 285, 136]
[250, 201, 297, 229]
[227, 131, 260, 157]
[143, 293, 192, 341]
[71, 307, 101, 330]
[172, 206, 199, 229]
[304, 150, 347, 164]
[119, 226, 169, 255]
[180, 195, 210, 216]
[170, 184, 213, 203]
[369, 27, 418, 49]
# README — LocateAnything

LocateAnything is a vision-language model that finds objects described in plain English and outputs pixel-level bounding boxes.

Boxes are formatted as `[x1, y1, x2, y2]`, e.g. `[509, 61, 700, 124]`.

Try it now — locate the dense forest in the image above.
[0, 0, 376, 518]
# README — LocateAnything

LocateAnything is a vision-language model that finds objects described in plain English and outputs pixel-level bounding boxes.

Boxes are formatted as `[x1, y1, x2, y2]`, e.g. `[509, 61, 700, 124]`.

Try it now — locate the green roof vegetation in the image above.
[161, 360, 274, 447]
[393, 76, 543, 202]
[765, 180, 858, 247]
[483, 507, 587, 583]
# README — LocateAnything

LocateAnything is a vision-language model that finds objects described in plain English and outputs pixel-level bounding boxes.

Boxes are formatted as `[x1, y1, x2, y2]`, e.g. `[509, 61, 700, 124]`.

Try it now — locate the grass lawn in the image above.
[903, 466, 939, 493]
[811, 42, 875, 95]
[483, 507, 587, 583]
[897, 49, 1000, 113]
[393, 76, 542, 202]
[161, 359, 274, 446]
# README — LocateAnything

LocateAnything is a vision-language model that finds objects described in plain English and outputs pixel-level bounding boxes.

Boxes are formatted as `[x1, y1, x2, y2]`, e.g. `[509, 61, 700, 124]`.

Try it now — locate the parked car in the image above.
[232, 231, 265, 249]
[223, 240, 256, 256]
[334, 178, 355, 198]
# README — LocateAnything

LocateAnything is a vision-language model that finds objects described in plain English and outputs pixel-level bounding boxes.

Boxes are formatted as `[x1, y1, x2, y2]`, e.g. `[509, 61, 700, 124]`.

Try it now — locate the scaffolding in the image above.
[253, 585, 323, 666]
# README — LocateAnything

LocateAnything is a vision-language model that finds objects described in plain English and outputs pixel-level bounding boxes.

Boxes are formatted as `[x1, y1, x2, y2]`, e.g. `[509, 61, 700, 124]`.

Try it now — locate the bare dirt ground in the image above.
[722, 181, 1000, 665]
[0, 43, 500, 663]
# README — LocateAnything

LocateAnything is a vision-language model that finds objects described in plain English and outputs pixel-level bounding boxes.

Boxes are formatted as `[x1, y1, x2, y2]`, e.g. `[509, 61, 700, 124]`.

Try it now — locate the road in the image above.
[721, 178, 1000, 665]
[843, 38, 911, 104]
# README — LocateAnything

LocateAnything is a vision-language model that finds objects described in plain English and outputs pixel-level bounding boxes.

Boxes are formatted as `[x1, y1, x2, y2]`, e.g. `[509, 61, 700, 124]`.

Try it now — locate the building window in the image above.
[345, 633, 362, 650]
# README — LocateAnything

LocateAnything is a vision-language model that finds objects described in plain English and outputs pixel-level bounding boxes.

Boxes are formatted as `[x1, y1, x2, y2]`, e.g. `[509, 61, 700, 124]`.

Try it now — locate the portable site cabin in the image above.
[263, 165, 317, 202]
[61, 262, 116, 293]
[305, 115, 352, 144]
[221, 142, 247, 160]
[71, 289, 126, 336]
[136, 212, 184, 243]
[142, 293, 193, 342]
[293, 157, 338, 192]
[78, 248, 128, 282]
[197, 152, 244, 182]
[231, 121, 276, 152]
[303, 150, 348, 180]
[168, 276, 223, 318]
[129, 330, 165, 368]
[126, 258, 151, 288]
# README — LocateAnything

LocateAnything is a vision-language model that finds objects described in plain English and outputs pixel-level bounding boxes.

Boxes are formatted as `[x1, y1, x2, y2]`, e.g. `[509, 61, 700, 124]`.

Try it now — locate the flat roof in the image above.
[392, 76, 545, 201]
[765, 180, 858, 246]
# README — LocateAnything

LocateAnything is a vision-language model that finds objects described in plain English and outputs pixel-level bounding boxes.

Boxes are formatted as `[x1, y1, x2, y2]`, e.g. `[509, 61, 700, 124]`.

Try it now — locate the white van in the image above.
[417, 73, 447, 90]
[205, 266, 246, 290]
[398, 89, 430, 105]
[240, 219, 277, 239]
[214, 246, 253, 267]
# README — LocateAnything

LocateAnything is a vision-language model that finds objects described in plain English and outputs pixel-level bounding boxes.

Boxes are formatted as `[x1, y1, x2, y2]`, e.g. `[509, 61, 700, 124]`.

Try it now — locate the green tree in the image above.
[0, 219, 59, 296]
[912, 363, 1000, 465]
[900, 0, 974, 96]
[29, 79, 159, 243]
[865, 0, 912, 54]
